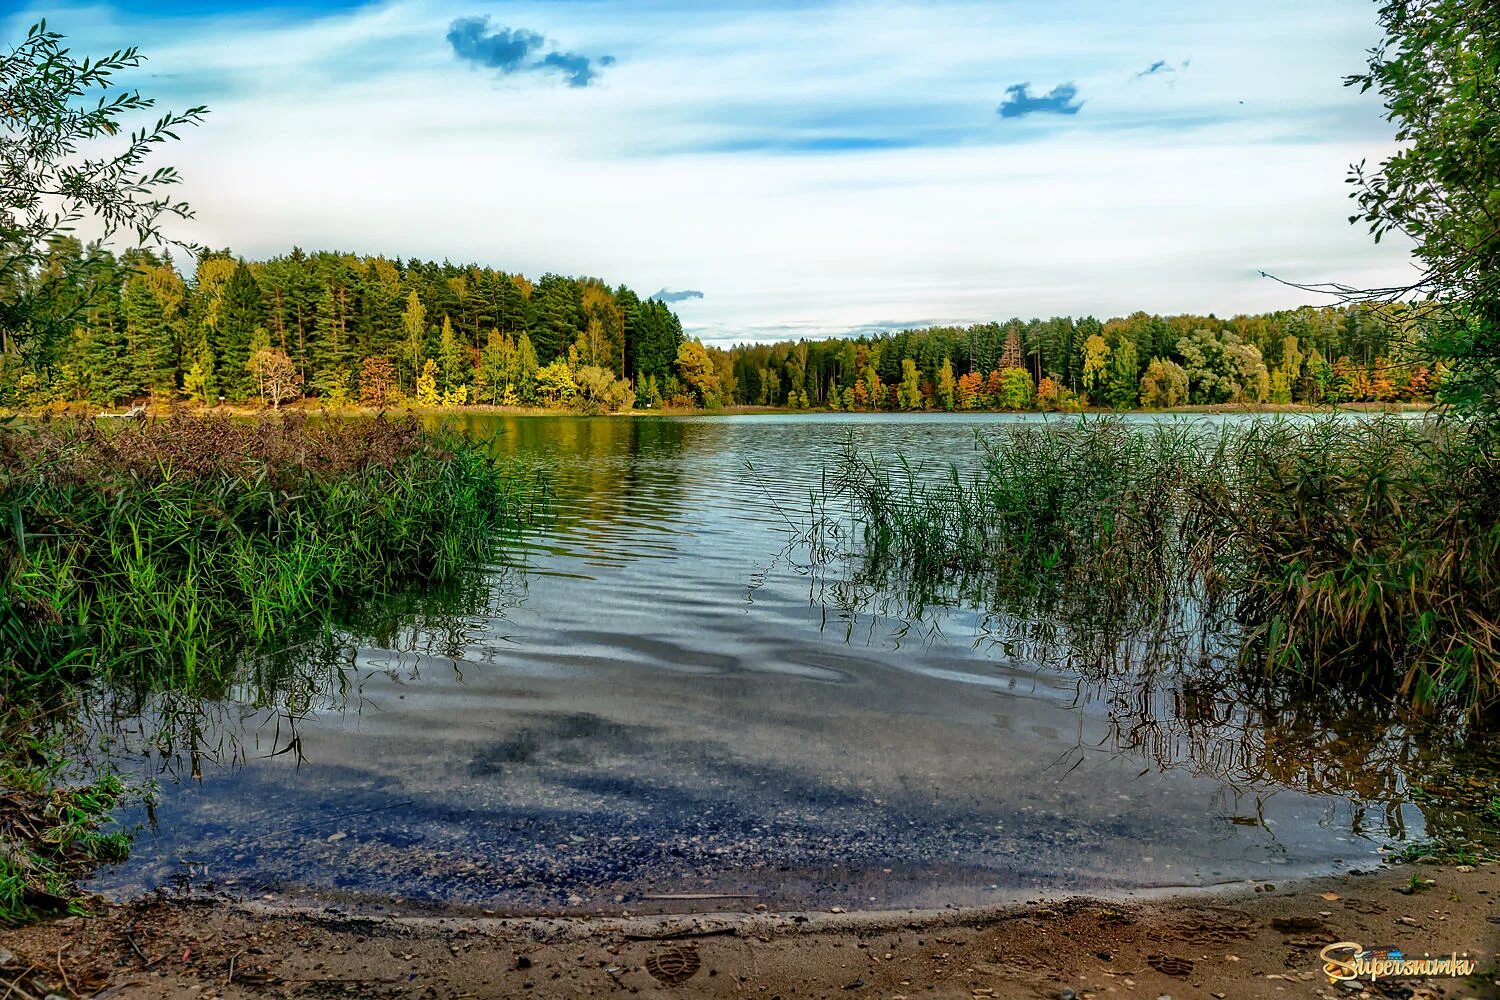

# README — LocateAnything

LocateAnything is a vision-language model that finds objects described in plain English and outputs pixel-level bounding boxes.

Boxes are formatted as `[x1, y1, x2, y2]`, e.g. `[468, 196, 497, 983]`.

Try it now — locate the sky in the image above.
[8, 0, 1418, 343]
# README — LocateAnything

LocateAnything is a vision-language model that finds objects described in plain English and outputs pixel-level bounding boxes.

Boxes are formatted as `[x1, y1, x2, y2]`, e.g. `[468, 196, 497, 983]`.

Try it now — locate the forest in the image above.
[0, 239, 1439, 414]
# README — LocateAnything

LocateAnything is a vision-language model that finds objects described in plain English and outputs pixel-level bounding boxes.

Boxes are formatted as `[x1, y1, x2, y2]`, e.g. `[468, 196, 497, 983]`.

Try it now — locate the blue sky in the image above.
[9, 0, 1416, 342]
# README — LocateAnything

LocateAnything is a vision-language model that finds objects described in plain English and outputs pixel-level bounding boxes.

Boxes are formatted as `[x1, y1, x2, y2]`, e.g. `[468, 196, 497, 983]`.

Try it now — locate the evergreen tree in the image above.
[121, 272, 175, 396]
[218, 263, 264, 400]
[532, 273, 580, 362]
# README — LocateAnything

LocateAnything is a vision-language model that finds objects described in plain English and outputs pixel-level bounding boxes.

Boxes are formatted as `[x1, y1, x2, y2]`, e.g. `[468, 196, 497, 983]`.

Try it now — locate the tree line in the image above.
[728, 304, 1438, 412]
[0, 240, 1439, 413]
[0, 241, 690, 412]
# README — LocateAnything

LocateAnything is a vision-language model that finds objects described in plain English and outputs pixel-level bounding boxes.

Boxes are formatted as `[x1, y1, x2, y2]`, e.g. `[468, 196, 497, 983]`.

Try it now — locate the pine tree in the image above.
[311, 285, 343, 379]
[85, 311, 131, 404]
[218, 263, 264, 400]
[121, 274, 175, 396]
[532, 273, 580, 362]
[1000, 326, 1024, 372]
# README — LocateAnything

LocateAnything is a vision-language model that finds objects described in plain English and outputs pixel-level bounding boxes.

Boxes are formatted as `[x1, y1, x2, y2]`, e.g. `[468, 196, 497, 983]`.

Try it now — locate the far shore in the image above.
[2, 399, 1435, 420]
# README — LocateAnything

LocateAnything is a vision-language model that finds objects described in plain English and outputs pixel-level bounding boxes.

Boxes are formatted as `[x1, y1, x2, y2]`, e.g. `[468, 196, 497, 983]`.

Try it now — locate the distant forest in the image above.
[0, 241, 1439, 412]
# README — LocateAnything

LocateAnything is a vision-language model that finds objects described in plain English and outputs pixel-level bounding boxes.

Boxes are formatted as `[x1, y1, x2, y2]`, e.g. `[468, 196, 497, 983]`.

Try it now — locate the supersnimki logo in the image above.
[1319, 941, 1477, 984]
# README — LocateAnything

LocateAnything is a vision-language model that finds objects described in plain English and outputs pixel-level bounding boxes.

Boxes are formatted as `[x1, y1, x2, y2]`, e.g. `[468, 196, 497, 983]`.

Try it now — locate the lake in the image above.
[87, 411, 1469, 914]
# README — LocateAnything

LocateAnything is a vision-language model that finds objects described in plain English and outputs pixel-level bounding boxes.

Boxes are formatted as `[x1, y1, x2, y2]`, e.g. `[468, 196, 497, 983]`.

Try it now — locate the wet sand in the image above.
[5, 861, 1496, 999]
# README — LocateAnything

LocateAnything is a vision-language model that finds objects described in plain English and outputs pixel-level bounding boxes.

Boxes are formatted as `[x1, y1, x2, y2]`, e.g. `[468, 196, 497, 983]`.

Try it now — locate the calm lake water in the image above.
[88, 412, 1472, 914]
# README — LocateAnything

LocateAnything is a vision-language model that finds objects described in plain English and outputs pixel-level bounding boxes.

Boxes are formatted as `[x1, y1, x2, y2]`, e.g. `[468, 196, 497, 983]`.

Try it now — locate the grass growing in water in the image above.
[0, 710, 131, 926]
[0, 411, 544, 922]
[1, 411, 544, 694]
[816, 414, 1499, 720]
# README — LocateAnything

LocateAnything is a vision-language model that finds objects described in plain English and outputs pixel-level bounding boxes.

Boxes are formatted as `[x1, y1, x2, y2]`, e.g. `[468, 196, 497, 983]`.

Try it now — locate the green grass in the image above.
[0, 717, 132, 926]
[1, 411, 544, 696]
[815, 414, 1500, 720]
[0, 411, 545, 923]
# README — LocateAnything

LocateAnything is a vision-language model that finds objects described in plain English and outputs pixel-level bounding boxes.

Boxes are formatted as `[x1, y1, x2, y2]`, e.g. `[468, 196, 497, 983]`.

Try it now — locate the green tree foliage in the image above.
[216, 263, 263, 401]
[935, 357, 956, 411]
[438, 315, 470, 394]
[0, 236, 686, 407]
[120, 258, 182, 397]
[0, 21, 207, 375]
[630, 298, 685, 387]
[995, 368, 1035, 410]
[1343, 0, 1500, 421]
[1104, 336, 1139, 409]
[573, 364, 636, 414]
[1138, 358, 1189, 408]
[400, 289, 427, 384]
[897, 359, 923, 410]
[534, 358, 576, 406]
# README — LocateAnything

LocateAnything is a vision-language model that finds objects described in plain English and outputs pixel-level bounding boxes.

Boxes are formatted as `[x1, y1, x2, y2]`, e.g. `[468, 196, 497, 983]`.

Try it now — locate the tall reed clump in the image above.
[823, 415, 1499, 720]
[0, 412, 545, 696]
[822, 419, 1228, 652]
[1196, 416, 1499, 714]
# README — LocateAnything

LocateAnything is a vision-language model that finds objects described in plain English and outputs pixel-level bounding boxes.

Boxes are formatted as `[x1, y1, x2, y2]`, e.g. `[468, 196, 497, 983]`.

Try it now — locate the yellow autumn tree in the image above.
[1080, 334, 1110, 395]
[415, 358, 440, 406]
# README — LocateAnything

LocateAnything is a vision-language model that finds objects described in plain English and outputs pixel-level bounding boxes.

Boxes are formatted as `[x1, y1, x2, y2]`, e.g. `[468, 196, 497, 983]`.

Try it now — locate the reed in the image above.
[0, 411, 543, 922]
[0, 412, 543, 695]
[819, 414, 1500, 720]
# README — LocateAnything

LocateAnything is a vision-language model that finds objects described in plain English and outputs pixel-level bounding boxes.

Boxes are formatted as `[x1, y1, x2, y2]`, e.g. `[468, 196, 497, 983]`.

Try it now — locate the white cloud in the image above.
[10, 0, 1416, 340]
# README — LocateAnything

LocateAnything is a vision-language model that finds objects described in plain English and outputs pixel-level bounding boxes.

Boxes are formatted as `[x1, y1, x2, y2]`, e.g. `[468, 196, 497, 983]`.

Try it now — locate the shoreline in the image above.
[1, 400, 1434, 420]
[3, 859, 1495, 997]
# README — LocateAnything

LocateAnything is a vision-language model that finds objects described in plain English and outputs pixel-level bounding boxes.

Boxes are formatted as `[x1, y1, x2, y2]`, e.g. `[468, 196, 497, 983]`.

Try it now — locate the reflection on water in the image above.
[84, 413, 1499, 913]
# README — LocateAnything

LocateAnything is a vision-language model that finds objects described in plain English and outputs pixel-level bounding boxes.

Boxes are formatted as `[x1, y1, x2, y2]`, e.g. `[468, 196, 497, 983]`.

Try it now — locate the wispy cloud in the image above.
[539, 50, 613, 88]
[447, 15, 612, 87]
[1133, 57, 1190, 81]
[653, 288, 705, 302]
[446, 18, 542, 72]
[22, 0, 1410, 341]
[996, 82, 1082, 119]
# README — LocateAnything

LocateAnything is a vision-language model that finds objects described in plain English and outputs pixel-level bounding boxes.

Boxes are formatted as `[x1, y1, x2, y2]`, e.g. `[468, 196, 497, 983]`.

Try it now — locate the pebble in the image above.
[1058, 990, 1076, 1000]
[0, 946, 11, 967]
